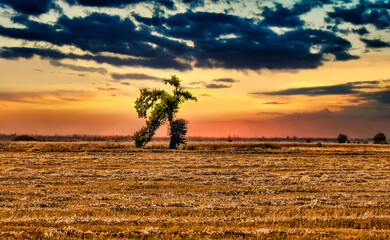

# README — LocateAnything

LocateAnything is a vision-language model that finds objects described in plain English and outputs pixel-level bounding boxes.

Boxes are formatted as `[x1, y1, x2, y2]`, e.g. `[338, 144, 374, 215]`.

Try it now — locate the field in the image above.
[0, 141, 389, 239]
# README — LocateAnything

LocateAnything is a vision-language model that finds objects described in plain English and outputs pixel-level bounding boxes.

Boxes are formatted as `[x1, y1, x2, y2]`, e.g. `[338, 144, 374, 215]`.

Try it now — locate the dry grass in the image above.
[0, 141, 389, 239]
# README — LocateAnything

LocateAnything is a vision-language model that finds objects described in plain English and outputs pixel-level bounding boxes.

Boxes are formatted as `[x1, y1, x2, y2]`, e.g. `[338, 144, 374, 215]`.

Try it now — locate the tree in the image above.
[133, 75, 197, 149]
[373, 132, 386, 144]
[337, 134, 348, 143]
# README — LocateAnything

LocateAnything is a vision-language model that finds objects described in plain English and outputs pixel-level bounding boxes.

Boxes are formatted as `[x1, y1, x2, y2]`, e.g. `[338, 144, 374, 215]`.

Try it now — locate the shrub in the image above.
[169, 119, 188, 149]
[13, 135, 36, 141]
[337, 134, 348, 143]
[373, 132, 386, 144]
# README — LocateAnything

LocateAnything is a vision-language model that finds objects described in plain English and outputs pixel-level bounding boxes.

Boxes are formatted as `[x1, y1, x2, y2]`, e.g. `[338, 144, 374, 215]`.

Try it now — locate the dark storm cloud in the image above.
[0, 13, 191, 70]
[253, 80, 381, 96]
[181, 0, 205, 8]
[139, 11, 358, 70]
[261, 0, 337, 28]
[0, 3, 366, 71]
[261, 3, 305, 27]
[50, 60, 108, 74]
[111, 73, 162, 81]
[361, 38, 390, 48]
[0, 0, 55, 15]
[64, 0, 175, 9]
[328, 2, 390, 30]
[352, 27, 369, 35]
[362, 90, 390, 104]
[180, 0, 231, 8]
[0, 47, 191, 70]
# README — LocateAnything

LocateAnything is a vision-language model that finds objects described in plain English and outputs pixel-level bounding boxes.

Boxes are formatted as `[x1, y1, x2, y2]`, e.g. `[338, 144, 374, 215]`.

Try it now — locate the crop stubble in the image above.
[0, 142, 389, 239]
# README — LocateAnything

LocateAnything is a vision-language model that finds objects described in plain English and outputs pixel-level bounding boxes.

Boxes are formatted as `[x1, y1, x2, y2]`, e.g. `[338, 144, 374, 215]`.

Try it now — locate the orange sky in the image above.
[0, 54, 389, 138]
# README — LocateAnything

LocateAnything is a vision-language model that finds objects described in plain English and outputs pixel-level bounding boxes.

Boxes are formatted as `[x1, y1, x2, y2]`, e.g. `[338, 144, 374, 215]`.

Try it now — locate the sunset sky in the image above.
[0, 0, 389, 138]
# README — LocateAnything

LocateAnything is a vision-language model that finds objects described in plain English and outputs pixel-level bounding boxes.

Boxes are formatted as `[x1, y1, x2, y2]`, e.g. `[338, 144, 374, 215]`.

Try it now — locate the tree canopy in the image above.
[133, 75, 197, 148]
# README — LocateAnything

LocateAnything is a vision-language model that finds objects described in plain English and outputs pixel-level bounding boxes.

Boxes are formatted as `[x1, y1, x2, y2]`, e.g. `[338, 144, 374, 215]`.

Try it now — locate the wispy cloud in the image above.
[205, 83, 232, 89]
[189, 78, 240, 89]
[50, 60, 108, 75]
[111, 73, 162, 81]
[252, 80, 390, 106]
[361, 38, 390, 48]
[0, 90, 95, 104]
[212, 78, 239, 83]
[263, 102, 286, 105]
[252, 80, 384, 96]
[97, 87, 117, 91]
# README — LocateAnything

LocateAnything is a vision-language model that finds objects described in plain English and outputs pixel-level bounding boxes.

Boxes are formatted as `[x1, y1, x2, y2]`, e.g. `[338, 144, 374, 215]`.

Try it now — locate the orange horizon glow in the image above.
[0, 54, 390, 138]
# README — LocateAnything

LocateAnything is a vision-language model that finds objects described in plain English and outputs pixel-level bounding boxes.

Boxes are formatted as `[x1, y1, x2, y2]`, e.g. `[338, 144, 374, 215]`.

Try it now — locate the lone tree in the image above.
[337, 134, 348, 143]
[133, 75, 197, 149]
[373, 132, 386, 144]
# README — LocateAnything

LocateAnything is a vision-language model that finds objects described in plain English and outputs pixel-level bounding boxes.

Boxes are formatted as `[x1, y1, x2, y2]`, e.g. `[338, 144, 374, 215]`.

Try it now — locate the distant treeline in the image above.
[0, 133, 372, 143]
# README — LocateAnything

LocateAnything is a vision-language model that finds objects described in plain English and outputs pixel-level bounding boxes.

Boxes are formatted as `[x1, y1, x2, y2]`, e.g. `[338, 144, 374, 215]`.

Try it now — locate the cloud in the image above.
[3, 2, 384, 71]
[181, 0, 205, 8]
[190, 77, 239, 89]
[151, 11, 358, 69]
[361, 38, 390, 48]
[0, 47, 192, 70]
[253, 80, 382, 96]
[205, 83, 232, 89]
[0, 0, 55, 15]
[0, 13, 192, 70]
[97, 87, 117, 91]
[50, 60, 107, 74]
[188, 81, 206, 85]
[252, 80, 390, 107]
[212, 78, 238, 83]
[261, 3, 305, 28]
[263, 101, 286, 105]
[64, 0, 175, 9]
[0, 90, 95, 104]
[111, 73, 162, 81]
[328, 2, 390, 30]
[352, 27, 369, 35]
[361, 90, 390, 104]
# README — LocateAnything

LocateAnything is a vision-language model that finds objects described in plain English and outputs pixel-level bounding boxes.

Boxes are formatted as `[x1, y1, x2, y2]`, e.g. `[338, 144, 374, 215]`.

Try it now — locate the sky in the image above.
[0, 0, 389, 138]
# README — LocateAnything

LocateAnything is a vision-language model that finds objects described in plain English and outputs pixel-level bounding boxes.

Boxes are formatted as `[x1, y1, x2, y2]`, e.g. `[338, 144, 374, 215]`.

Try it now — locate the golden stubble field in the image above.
[0, 141, 389, 239]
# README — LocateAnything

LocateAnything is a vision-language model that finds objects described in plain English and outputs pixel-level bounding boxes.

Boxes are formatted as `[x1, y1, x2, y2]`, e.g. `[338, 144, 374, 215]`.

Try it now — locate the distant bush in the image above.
[337, 134, 348, 143]
[13, 135, 36, 141]
[373, 132, 386, 144]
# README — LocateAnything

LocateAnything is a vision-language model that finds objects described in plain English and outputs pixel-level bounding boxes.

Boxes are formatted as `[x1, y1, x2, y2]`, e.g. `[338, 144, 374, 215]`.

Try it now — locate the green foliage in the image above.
[337, 134, 348, 143]
[133, 75, 197, 148]
[169, 119, 188, 149]
[373, 132, 386, 144]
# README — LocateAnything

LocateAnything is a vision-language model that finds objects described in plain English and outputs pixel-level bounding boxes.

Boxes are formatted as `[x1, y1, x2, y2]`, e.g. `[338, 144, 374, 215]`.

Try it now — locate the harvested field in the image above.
[0, 142, 389, 239]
